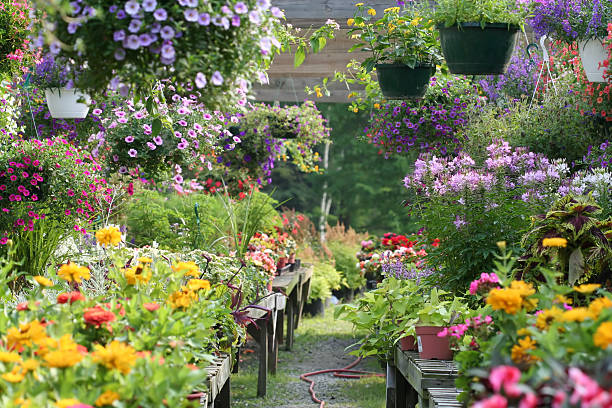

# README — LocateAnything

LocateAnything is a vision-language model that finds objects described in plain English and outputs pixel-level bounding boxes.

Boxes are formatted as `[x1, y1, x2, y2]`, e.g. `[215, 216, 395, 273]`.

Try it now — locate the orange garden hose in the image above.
[299, 357, 385, 407]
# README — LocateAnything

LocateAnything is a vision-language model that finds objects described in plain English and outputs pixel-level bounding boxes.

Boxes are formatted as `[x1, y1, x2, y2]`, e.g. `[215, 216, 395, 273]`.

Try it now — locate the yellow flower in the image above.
[535, 306, 563, 330]
[510, 280, 536, 297]
[58, 262, 90, 283]
[554, 294, 573, 305]
[374, 103, 381, 109]
[352, 107, 359, 113]
[347, 18, 355, 26]
[168, 288, 198, 309]
[14, 398, 30, 408]
[43, 334, 84, 368]
[2, 366, 25, 383]
[486, 288, 523, 314]
[0, 351, 21, 363]
[542, 237, 567, 247]
[355, 2, 364, 6]
[594, 322, 612, 349]
[560, 307, 593, 322]
[33, 276, 53, 287]
[315, 87, 323, 98]
[186, 279, 211, 292]
[6, 320, 48, 349]
[123, 263, 152, 285]
[511, 336, 540, 366]
[574, 283, 601, 294]
[517, 328, 532, 336]
[588, 297, 612, 318]
[347, 92, 357, 99]
[92, 340, 138, 374]
[138, 257, 153, 264]
[172, 261, 200, 277]
[20, 359, 38, 373]
[56, 399, 82, 408]
[95, 390, 120, 407]
[96, 226, 122, 247]
[410, 17, 422, 26]
[367, 8, 376, 16]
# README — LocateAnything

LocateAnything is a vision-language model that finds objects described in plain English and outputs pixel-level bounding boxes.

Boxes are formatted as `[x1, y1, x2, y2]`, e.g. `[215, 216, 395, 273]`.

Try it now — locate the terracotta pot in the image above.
[399, 335, 417, 351]
[415, 326, 452, 360]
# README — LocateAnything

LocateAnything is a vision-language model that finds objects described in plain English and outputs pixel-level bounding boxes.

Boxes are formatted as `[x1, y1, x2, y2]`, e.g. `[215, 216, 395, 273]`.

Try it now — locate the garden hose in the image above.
[299, 356, 385, 407]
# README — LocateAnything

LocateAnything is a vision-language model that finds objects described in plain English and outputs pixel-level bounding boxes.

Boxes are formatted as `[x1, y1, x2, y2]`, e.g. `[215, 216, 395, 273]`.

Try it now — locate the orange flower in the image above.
[57, 291, 85, 304]
[143, 302, 160, 312]
[84, 305, 116, 329]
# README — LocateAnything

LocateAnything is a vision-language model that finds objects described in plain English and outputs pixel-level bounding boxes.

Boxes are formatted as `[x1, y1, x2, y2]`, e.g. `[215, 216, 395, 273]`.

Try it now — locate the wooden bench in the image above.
[426, 388, 463, 408]
[188, 354, 231, 407]
[272, 263, 313, 351]
[393, 346, 460, 408]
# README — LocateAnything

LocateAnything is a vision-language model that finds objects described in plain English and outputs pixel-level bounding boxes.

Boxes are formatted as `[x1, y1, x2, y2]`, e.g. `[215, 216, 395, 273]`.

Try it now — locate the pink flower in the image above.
[519, 393, 538, 408]
[489, 366, 522, 398]
[473, 395, 507, 408]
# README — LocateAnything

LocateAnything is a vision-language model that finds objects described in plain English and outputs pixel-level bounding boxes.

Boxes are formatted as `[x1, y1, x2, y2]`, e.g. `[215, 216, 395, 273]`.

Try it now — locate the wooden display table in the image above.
[188, 354, 231, 407]
[272, 263, 313, 350]
[393, 346, 460, 408]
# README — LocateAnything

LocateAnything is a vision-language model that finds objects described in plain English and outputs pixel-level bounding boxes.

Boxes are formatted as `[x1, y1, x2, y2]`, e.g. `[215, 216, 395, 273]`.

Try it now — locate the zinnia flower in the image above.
[486, 288, 523, 314]
[84, 305, 116, 328]
[95, 390, 120, 407]
[95, 226, 122, 247]
[58, 262, 91, 283]
[594, 322, 612, 349]
[33, 276, 53, 287]
[92, 341, 138, 374]
[172, 261, 200, 277]
[574, 283, 601, 294]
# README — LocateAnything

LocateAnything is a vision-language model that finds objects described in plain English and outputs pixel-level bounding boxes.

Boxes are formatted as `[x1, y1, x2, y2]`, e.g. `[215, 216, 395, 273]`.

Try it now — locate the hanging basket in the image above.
[579, 38, 607, 83]
[375, 64, 434, 99]
[438, 23, 519, 75]
[45, 88, 91, 119]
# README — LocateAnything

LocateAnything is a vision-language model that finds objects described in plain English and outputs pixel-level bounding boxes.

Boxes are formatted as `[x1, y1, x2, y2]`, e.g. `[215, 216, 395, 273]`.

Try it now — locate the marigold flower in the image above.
[511, 336, 540, 366]
[168, 288, 198, 309]
[589, 297, 612, 318]
[560, 307, 593, 322]
[95, 226, 122, 247]
[33, 276, 53, 287]
[95, 390, 120, 407]
[367, 8, 376, 16]
[347, 18, 355, 26]
[486, 288, 523, 314]
[6, 320, 48, 349]
[0, 351, 21, 363]
[172, 261, 200, 277]
[2, 366, 25, 383]
[186, 279, 211, 292]
[92, 340, 138, 374]
[57, 262, 90, 283]
[594, 322, 612, 349]
[138, 257, 153, 264]
[510, 281, 535, 297]
[20, 359, 38, 373]
[574, 283, 601, 294]
[542, 237, 567, 247]
[43, 334, 84, 368]
[84, 305, 116, 329]
[536, 306, 563, 330]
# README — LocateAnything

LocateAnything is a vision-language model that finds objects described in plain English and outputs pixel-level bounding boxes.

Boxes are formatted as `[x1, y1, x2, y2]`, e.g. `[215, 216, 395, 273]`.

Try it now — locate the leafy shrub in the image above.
[309, 262, 342, 301]
[327, 241, 365, 290]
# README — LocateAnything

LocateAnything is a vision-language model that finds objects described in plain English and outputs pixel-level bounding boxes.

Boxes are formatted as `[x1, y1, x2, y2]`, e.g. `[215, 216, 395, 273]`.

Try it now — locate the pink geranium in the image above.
[489, 366, 522, 398]
[473, 394, 508, 408]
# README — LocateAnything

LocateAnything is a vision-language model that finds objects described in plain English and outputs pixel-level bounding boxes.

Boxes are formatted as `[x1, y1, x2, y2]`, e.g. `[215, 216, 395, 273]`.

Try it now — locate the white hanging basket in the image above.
[45, 88, 91, 119]
[578, 38, 607, 83]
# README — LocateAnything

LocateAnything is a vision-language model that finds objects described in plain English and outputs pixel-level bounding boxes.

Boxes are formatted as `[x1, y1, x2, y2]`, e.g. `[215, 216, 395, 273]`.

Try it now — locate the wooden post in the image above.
[297, 272, 311, 327]
[215, 377, 231, 408]
[293, 273, 303, 329]
[257, 317, 269, 398]
[285, 293, 295, 351]
[277, 308, 285, 345]
[268, 308, 278, 375]
[395, 364, 407, 408]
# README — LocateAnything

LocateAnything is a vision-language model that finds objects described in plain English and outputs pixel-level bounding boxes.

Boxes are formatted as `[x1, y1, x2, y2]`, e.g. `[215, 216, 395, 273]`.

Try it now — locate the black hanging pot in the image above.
[437, 23, 519, 75]
[375, 63, 434, 99]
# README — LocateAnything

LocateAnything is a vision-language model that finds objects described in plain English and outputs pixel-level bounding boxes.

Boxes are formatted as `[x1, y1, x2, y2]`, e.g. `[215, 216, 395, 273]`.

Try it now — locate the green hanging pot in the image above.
[437, 23, 519, 75]
[375, 64, 434, 99]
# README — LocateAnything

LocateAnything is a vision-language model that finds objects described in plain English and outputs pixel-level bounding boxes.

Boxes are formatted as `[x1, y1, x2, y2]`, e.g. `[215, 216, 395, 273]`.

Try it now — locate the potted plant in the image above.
[30, 55, 91, 119]
[347, 3, 442, 99]
[530, 0, 611, 82]
[0, 0, 40, 81]
[428, 0, 531, 75]
[415, 288, 468, 360]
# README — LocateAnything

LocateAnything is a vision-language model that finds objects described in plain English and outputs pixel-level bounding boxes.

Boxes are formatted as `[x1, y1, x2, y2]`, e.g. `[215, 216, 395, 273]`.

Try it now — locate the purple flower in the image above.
[147, 142, 156, 150]
[177, 141, 188, 150]
[173, 174, 184, 184]
[125, 136, 135, 143]
[270, 7, 284, 18]
[125, 35, 141, 50]
[160, 25, 174, 40]
[185, 0, 197, 6]
[184, 8, 199, 22]
[257, 0, 271, 10]
[195, 72, 207, 88]
[139, 33, 155, 47]
[128, 149, 138, 157]
[67, 22, 79, 34]
[119, 166, 128, 174]
[153, 8, 167, 21]
[160, 44, 175, 59]
[128, 19, 143, 33]
[153, 136, 163, 145]
[198, 13, 211, 25]
[49, 42, 61, 55]
[235, 2, 248, 14]
[211, 71, 223, 86]
[125, 0, 140, 16]
[232, 15, 241, 26]
[116, 10, 126, 19]
[142, 0, 157, 12]
[114, 48, 126, 61]
[220, 17, 230, 29]
[109, 5, 118, 13]
[113, 30, 126, 42]
[249, 10, 261, 24]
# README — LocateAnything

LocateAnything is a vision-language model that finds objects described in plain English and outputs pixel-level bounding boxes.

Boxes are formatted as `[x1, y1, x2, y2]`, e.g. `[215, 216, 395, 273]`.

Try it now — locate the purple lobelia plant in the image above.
[529, 0, 611, 42]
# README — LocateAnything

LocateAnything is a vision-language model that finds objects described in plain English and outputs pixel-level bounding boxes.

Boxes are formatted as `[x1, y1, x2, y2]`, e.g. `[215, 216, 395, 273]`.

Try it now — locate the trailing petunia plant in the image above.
[0, 0, 41, 79]
[428, 0, 531, 28]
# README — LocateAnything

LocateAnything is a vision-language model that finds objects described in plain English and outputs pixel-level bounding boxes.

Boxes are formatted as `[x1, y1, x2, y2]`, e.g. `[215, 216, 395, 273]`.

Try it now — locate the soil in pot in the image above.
[375, 64, 434, 99]
[415, 326, 452, 360]
[438, 23, 519, 75]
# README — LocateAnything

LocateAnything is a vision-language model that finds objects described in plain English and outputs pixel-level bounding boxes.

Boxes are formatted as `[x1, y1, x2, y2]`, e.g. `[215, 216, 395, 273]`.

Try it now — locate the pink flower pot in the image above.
[415, 326, 452, 360]
[399, 335, 417, 351]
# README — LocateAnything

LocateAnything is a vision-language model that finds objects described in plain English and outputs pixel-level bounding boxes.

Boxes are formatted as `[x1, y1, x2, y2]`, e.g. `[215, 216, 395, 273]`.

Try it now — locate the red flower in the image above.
[432, 238, 440, 247]
[57, 291, 86, 304]
[143, 302, 160, 312]
[84, 305, 116, 328]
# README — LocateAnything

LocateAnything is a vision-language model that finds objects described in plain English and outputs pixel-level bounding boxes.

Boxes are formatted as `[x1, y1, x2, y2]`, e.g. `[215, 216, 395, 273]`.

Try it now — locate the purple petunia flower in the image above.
[153, 8, 167, 21]
[128, 19, 143, 33]
[142, 0, 157, 12]
[160, 44, 175, 59]
[249, 10, 261, 25]
[154, 136, 163, 145]
[232, 15, 241, 26]
[114, 48, 126, 61]
[67, 22, 79, 34]
[173, 174, 184, 184]
[257, 0, 271, 10]
[116, 10, 126, 19]
[147, 142, 156, 150]
[235, 2, 248, 14]
[125, 35, 141, 50]
[195, 72, 207, 89]
[139, 33, 155, 46]
[184, 8, 199, 22]
[109, 5, 118, 13]
[128, 149, 138, 157]
[113, 30, 126, 42]
[125, 136, 135, 143]
[198, 13, 211, 25]
[211, 71, 223, 86]
[125, 0, 140, 16]
[270, 7, 284, 18]
[160, 25, 174, 40]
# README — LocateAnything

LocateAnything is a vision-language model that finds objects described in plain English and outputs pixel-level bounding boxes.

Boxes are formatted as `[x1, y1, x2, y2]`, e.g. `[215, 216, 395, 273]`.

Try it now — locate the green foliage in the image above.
[416, 288, 469, 326]
[429, 0, 531, 27]
[520, 194, 612, 285]
[327, 241, 365, 290]
[309, 262, 342, 301]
